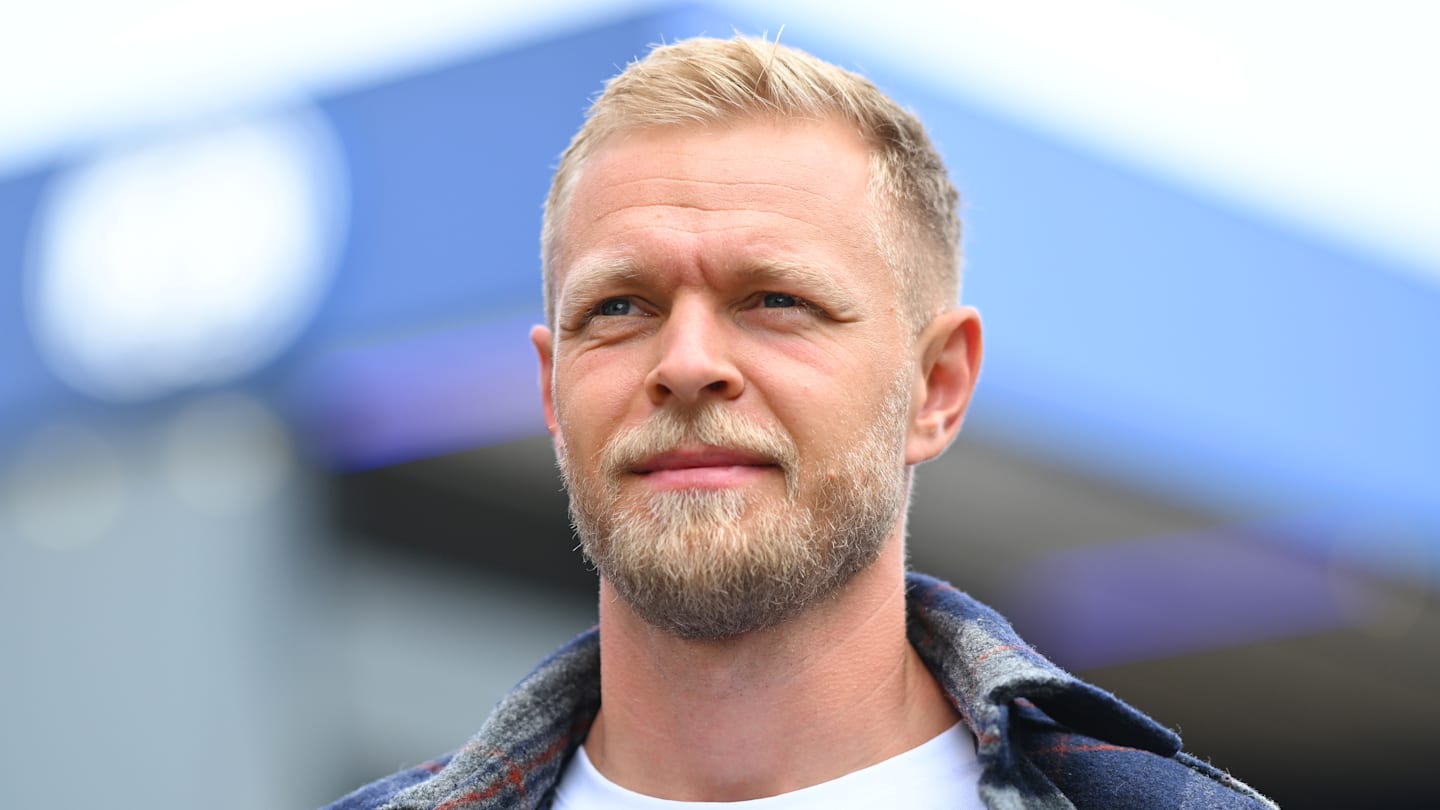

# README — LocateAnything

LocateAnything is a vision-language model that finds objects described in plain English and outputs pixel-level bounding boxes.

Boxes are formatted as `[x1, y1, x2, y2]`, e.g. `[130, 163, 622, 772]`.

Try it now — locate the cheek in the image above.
[553, 355, 650, 443]
[747, 364, 843, 445]
[755, 353, 902, 447]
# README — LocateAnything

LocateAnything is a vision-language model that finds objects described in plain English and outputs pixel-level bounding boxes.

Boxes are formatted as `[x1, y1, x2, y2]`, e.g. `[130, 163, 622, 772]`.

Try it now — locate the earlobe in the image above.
[530, 324, 559, 437]
[904, 307, 983, 465]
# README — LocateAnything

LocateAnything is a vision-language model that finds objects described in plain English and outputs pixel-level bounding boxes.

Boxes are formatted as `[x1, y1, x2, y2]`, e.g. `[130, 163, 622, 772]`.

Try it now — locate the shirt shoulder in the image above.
[1013, 702, 1274, 809]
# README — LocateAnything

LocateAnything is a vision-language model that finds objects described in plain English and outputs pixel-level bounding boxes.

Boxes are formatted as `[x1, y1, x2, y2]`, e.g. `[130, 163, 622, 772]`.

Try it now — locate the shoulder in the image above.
[320, 755, 452, 810]
[903, 573, 1276, 808]
[1012, 702, 1275, 809]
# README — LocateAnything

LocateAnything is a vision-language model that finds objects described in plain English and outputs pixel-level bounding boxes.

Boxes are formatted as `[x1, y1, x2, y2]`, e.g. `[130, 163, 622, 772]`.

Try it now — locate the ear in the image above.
[530, 324, 560, 437]
[904, 306, 983, 465]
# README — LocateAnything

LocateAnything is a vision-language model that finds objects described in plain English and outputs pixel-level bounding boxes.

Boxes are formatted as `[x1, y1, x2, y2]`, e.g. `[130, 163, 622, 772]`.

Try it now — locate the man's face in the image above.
[535, 119, 920, 638]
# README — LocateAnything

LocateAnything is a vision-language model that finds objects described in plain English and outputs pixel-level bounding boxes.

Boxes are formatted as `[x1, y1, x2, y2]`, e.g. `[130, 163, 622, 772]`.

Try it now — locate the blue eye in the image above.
[597, 298, 633, 316]
[762, 293, 799, 308]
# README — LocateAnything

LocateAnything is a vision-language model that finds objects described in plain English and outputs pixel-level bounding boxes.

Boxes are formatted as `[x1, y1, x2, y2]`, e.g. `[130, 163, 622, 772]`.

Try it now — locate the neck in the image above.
[584, 533, 959, 801]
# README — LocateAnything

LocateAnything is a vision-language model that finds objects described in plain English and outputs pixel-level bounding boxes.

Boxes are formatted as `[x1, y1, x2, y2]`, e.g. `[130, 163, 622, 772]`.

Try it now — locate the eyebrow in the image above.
[557, 257, 643, 326]
[557, 255, 863, 325]
[744, 259, 861, 315]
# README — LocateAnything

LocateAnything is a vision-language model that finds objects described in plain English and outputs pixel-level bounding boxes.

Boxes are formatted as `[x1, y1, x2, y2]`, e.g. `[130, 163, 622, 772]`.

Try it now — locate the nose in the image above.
[645, 301, 744, 407]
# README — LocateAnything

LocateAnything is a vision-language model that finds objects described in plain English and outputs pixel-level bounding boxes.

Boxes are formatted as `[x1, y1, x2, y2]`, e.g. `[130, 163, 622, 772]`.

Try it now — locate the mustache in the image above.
[600, 405, 800, 491]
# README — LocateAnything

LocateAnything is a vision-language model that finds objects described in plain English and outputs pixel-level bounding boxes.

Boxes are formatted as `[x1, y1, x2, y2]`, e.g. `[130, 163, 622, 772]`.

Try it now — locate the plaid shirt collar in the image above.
[376, 573, 1202, 809]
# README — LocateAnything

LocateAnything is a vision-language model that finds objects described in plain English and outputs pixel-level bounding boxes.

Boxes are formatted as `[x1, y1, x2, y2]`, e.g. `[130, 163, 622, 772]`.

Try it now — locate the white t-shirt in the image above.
[551, 722, 984, 809]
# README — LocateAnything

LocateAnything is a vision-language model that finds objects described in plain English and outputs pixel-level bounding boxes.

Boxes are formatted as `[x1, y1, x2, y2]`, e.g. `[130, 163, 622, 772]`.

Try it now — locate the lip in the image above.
[633, 446, 774, 473]
[631, 446, 779, 490]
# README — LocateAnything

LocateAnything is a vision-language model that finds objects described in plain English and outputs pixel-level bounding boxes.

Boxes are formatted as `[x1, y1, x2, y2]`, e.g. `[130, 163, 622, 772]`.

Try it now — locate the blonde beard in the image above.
[559, 376, 911, 640]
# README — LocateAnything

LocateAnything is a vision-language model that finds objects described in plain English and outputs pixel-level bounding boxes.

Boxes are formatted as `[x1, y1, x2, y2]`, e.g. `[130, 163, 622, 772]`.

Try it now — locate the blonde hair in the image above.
[541, 35, 961, 333]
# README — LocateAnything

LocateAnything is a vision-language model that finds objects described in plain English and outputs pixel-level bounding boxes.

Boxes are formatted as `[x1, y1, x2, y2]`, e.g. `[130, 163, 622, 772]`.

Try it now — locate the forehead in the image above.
[578, 117, 873, 197]
[553, 119, 884, 295]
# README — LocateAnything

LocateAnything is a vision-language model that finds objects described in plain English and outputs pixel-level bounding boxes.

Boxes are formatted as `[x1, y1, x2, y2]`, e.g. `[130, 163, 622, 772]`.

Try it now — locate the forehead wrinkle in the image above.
[582, 186, 846, 230]
[590, 206, 835, 239]
[578, 170, 862, 235]
[600, 175, 841, 205]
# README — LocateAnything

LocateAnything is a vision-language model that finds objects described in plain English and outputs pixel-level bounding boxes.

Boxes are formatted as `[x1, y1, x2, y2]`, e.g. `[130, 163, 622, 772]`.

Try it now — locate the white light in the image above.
[25, 106, 347, 402]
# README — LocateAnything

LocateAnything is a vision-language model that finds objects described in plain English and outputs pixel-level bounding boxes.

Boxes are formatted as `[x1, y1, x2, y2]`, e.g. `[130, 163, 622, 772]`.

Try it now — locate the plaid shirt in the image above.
[325, 572, 1277, 809]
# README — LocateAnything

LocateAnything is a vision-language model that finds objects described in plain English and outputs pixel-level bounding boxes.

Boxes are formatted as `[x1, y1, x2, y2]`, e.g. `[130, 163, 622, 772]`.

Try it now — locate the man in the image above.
[327, 35, 1275, 809]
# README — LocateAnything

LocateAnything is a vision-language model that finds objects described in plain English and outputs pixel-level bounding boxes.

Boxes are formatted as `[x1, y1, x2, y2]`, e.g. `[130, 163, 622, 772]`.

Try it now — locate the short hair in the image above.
[541, 35, 961, 334]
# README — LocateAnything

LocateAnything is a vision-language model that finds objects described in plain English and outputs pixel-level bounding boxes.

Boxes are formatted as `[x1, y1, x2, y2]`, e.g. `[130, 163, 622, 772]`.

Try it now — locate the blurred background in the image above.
[2, 1, 1436, 807]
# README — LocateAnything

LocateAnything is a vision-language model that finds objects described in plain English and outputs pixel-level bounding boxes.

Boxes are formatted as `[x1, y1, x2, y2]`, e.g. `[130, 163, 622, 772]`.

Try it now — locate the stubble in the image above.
[559, 375, 911, 640]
